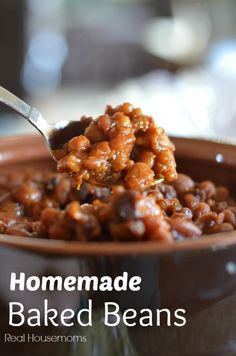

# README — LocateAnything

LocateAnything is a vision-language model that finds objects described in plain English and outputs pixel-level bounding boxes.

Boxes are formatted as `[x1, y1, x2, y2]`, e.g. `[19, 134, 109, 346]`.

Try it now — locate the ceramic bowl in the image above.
[0, 135, 236, 356]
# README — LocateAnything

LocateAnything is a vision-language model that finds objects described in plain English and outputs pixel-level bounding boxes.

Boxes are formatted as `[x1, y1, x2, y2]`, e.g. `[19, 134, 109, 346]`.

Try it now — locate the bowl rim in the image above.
[1, 232, 236, 256]
[0, 134, 236, 256]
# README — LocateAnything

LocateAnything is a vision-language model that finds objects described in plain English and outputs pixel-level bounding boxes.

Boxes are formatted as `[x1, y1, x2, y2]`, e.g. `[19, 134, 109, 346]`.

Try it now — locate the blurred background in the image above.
[0, 0, 236, 141]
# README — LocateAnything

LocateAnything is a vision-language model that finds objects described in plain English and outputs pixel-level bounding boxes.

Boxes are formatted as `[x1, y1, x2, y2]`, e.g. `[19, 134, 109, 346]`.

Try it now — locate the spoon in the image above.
[0, 86, 88, 159]
[0, 86, 164, 187]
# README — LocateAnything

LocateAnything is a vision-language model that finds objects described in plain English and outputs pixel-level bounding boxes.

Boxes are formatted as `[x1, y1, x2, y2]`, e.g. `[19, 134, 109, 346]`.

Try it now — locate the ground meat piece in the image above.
[138, 150, 156, 167]
[56, 102, 177, 190]
[154, 150, 177, 182]
[124, 163, 155, 191]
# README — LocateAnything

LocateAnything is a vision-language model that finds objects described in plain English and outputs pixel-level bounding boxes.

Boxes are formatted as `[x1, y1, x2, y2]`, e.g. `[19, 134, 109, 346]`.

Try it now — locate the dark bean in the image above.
[198, 181, 216, 199]
[193, 202, 210, 219]
[159, 184, 177, 200]
[228, 206, 236, 216]
[183, 193, 200, 209]
[206, 198, 215, 208]
[171, 174, 194, 195]
[216, 212, 224, 224]
[109, 220, 145, 240]
[207, 223, 234, 234]
[215, 186, 229, 202]
[54, 176, 72, 205]
[13, 181, 42, 206]
[223, 209, 236, 226]
[171, 212, 186, 219]
[214, 201, 228, 213]
[158, 198, 182, 215]
[143, 216, 173, 242]
[195, 212, 217, 230]
[167, 217, 202, 238]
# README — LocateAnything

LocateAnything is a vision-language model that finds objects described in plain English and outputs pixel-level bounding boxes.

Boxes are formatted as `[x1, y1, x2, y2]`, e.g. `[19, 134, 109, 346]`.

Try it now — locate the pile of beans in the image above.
[0, 103, 235, 241]
[55, 102, 177, 191]
[0, 170, 235, 242]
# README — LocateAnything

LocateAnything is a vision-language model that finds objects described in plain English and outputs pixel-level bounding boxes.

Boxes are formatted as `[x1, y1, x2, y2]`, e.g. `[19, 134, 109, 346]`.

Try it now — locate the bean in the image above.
[216, 212, 224, 224]
[208, 223, 234, 233]
[223, 209, 236, 226]
[68, 135, 90, 152]
[214, 201, 228, 213]
[159, 184, 177, 200]
[41, 208, 61, 227]
[215, 186, 229, 202]
[171, 173, 194, 195]
[195, 212, 217, 230]
[167, 217, 202, 238]
[13, 182, 42, 207]
[144, 216, 173, 242]
[109, 220, 145, 240]
[5, 226, 31, 237]
[183, 193, 200, 209]
[193, 202, 210, 219]
[198, 181, 216, 199]
[228, 206, 236, 216]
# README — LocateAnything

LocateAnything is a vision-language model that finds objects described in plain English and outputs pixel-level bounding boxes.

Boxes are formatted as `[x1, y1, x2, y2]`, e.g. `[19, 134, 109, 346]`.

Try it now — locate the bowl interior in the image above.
[0, 134, 236, 255]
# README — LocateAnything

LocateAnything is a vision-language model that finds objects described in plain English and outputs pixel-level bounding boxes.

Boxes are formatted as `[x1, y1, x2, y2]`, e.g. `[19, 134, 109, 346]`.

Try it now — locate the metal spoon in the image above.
[0, 86, 88, 159]
[0, 86, 164, 186]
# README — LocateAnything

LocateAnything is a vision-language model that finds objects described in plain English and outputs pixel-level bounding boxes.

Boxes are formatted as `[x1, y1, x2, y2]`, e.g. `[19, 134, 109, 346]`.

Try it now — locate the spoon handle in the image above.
[0, 86, 51, 138]
[0, 86, 31, 118]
